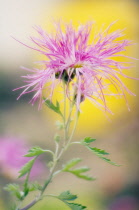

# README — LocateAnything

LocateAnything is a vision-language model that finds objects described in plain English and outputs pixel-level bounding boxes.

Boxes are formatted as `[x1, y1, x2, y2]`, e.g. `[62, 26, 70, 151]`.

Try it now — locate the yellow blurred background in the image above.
[0, 0, 139, 209]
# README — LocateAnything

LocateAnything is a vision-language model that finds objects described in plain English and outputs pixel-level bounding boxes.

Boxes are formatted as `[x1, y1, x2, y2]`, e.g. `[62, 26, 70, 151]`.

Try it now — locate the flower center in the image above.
[55, 69, 76, 83]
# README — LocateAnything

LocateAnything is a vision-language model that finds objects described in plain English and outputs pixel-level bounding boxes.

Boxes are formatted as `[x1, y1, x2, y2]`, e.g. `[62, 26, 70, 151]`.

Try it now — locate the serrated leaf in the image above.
[89, 147, 109, 155]
[24, 146, 45, 157]
[58, 191, 77, 201]
[29, 182, 42, 191]
[66, 202, 87, 210]
[81, 137, 96, 145]
[69, 167, 89, 174]
[4, 184, 23, 200]
[18, 158, 35, 178]
[87, 146, 120, 166]
[70, 172, 94, 181]
[68, 168, 95, 181]
[100, 157, 121, 166]
[44, 99, 62, 116]
[62, 158, 82, 171]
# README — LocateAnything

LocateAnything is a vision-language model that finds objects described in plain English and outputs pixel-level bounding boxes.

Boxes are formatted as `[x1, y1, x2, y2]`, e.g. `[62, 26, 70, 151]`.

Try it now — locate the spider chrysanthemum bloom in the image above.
[14, 22, 137, 112]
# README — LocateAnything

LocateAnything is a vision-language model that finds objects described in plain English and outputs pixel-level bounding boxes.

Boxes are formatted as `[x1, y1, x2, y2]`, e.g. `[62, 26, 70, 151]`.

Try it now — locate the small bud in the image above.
[54, 134, 61, 143]
[55, 120, 64, 130]
[74, 94, 85, 103]
[47, 161, 54, 168]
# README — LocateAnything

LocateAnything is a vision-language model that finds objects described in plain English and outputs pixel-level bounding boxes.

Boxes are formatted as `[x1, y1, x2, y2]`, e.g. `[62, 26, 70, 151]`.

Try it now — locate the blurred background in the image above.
[0, 0, 139, 209]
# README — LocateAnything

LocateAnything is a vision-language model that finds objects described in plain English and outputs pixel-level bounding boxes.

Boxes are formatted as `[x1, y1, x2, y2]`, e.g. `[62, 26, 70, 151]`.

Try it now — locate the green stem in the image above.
[66, 108, 79, 149]
[63, 82, 67, 144]
[18, 89, 79, 210]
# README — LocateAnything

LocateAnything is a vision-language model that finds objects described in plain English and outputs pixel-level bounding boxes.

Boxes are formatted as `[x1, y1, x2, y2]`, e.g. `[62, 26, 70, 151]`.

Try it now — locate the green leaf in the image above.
[66, 202, 87, 210]
[67, 168, 95, 181]
[58, 191, 77, 201]
[4, 184, 23, 200]
[70, 167, 90, 174]
[57, 191, 87, 210]
[70, 172, 94, 181]
[63, 160, 95, 181]
[87, 146, 120, 166]
[18, 158, 35, 178]
[29, 182, 42, 191]
[44, 99, 62, 116]
[62, 158, 82, 171]
[81, 137, 96, 146]
[89, 147, 109, 155]
[24, 146, 46, 157]
[100, 157, 121, 166]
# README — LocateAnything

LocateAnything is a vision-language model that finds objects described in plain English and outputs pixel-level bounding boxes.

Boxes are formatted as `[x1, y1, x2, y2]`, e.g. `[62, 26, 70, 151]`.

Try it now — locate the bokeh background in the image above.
[0, 0, 139, 209]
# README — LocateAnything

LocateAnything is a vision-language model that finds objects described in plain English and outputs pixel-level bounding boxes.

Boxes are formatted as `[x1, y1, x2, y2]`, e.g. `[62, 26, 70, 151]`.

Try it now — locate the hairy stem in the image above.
[18, 91, 79, 210]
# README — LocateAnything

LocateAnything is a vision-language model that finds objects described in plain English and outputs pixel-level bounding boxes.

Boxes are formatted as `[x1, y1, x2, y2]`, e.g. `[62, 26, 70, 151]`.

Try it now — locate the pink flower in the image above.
[14, 22, 137, 112]
[0, 137, 45, 180]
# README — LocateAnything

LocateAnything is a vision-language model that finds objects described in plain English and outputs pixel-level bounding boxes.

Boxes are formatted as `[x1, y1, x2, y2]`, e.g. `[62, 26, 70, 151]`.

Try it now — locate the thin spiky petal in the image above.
[15, 22, 138, 112]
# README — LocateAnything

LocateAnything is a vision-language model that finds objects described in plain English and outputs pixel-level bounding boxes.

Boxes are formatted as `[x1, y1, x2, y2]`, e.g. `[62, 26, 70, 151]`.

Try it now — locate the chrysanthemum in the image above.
[14, 22, 137, 112]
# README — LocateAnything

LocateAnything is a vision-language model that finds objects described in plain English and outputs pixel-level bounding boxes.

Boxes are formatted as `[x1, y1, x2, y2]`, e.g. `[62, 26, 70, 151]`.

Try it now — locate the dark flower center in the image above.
[55, 69, 76, 83]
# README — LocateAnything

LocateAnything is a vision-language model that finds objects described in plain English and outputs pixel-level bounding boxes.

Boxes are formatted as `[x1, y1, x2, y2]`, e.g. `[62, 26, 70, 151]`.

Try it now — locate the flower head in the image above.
[14, 22, 137, 112]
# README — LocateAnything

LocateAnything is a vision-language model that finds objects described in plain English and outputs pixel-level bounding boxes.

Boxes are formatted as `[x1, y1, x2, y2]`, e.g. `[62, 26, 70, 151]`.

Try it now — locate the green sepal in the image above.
[58, 191, 77, 201]
[4, 184, 24, 200]
[18, 158, 35, 178]
[44, 98, 62, 116]
[24, 146, 46, 157]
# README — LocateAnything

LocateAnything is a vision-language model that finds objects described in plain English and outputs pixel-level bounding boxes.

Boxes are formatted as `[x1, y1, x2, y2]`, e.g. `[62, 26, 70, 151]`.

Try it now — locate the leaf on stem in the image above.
[58, 191, 77, 201]
[99, 156, 121, 166]
[18, 158, 35, 178]
[81, 137, 96, 146]
[81, 138, 120, 166]
[4, 184, 23, 200]
[29, 182, 42, 191]
[88, 146, 120, 166]
[62, 158, 95, 181]
[62, 158, 82, 171]
[57, 191, 87, 210]
[66, 202, 87, 210]
[44, 98, 62, 116]
[89, 147, 109, 155]
[24, 146, 46, 157]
